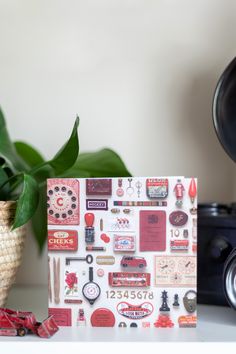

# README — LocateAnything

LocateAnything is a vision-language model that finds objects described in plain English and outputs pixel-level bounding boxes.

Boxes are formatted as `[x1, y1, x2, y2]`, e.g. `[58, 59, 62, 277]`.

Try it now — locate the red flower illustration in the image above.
[65, 272, 77, 289]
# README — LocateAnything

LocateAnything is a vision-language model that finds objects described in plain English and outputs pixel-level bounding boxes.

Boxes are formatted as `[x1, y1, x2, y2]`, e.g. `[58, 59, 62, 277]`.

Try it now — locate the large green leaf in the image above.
[0, 107, 29, 172]
[29, 117, 80, 181]
[63, 148, 131, 177]
[14, 141, 54, 184]
[31, 183, 47, 252]
[12, 174, 39, 229]
[14, 141, 45, 167]
[49, 116, 80, 175]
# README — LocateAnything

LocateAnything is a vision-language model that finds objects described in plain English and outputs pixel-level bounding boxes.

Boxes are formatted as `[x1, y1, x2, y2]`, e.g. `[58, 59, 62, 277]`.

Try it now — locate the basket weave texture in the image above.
[0, 201, 26, 307]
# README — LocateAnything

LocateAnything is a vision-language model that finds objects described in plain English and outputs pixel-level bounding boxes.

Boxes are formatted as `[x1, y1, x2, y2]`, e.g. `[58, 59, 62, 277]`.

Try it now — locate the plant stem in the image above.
[0, 172, 23, 192]
[29, 161, 48, 176]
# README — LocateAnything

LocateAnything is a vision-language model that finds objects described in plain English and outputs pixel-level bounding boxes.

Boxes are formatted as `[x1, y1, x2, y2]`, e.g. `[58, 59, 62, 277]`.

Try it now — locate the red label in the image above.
[140, 210, 166, 251]
[64, 299, 82, 304]
[170, 240, 189, 251]
[48, 308, 72, 326]
[48, 230, 78, 251]
[146, 178, 168, 199]
[86, 179, 112, 196]
[178, 315, 197, 328]
[114, 235, 135, 252]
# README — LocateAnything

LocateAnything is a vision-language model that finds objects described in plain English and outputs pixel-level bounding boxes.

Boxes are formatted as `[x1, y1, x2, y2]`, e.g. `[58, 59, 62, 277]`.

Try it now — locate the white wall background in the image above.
[0, 0, 235, 285]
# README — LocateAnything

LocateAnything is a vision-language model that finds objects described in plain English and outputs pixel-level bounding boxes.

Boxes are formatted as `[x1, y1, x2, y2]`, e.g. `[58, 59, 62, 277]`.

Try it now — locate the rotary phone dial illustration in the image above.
[47, 184, 77, 220]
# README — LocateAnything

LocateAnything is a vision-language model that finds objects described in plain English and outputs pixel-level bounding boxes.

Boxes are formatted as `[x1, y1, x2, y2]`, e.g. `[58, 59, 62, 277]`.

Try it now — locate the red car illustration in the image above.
[120, 256, 147, 268]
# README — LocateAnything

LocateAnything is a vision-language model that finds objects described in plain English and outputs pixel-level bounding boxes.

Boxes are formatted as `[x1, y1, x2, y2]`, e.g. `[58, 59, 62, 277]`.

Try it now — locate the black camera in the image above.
[198, 203, 236, 309]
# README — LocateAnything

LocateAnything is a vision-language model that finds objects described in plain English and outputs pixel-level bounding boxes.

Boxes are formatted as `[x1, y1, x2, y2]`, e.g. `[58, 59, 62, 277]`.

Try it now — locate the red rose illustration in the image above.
[65, 272, 77, 289]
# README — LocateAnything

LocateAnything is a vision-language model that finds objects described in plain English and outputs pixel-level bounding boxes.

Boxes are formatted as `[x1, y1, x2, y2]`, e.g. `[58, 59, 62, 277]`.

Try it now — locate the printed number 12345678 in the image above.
[106, 290, 154, 300]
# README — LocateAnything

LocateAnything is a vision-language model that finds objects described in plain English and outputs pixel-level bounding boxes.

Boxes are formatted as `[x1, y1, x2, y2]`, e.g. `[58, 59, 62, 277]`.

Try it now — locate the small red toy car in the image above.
[0, 308, 59, 338]
[120, 256, 147, 268]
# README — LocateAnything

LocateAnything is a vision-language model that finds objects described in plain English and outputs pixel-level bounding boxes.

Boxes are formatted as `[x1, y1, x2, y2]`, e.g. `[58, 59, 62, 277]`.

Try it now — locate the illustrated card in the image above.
[47, 177, 197, 329]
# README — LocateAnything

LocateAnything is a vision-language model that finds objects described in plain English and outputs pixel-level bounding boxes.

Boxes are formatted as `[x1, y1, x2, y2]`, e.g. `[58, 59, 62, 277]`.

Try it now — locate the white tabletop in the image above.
[0, 285, 235, 342]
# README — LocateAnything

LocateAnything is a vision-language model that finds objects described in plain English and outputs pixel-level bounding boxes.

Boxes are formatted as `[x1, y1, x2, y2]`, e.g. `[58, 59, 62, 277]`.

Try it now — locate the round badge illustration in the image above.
[117, 302, 154, 320]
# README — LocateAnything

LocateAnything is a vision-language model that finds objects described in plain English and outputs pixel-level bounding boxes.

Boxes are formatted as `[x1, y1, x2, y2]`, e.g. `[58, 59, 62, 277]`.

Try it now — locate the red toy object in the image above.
[120, 256, 147, 268]
[108, 272, 151, 287]
[85, 213, 95, 244]
[36, 316, 59, 338]
[154, 314, 174, 328]
[174, 179, 185, 207]
[100, 233, 110, 243]
[188, 178, 197, 204]
[85, 213, 94, 227]
[0, 308, 59, 338]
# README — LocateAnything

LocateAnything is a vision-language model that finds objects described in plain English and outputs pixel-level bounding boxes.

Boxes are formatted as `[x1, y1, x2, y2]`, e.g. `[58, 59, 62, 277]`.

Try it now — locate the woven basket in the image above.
[0, 201, 26, 307]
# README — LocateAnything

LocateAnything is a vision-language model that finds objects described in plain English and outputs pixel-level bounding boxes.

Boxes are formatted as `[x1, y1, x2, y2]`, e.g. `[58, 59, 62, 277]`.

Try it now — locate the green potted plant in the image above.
[0, 107, 131, 306]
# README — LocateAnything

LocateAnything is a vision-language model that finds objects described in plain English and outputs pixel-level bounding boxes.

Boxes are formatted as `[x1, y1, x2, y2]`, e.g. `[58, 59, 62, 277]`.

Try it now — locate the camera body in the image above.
[198, 203, 236, 306]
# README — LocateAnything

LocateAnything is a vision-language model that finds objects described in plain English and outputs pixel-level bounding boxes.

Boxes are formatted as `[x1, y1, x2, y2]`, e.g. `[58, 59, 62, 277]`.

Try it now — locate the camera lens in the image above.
[224, 249, 236, 309]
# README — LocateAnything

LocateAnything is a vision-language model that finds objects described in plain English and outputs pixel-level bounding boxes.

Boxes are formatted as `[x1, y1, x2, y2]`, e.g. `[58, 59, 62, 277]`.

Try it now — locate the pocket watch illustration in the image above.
[156, 258, 175, 274]
[178, 258, 196, 274]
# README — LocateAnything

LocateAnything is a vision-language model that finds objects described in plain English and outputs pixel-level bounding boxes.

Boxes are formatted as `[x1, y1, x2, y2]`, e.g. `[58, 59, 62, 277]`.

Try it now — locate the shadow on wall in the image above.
[176, 65, 235, 202]
[178, 2, 236, 202]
